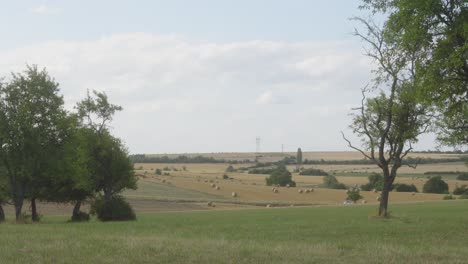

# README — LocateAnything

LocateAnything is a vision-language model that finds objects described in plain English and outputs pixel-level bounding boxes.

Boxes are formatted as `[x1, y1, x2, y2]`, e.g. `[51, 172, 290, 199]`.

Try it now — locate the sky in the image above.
[0, 0, 440, 154]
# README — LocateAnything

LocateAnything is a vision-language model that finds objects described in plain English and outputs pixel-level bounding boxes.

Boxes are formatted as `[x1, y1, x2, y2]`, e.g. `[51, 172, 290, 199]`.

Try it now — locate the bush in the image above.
[423, 176, 449, 194]
[453, 185, 468, 195]
[91, 196, 136, 221]
[443, 194, 455, 200]
[458, 193, 468, 199]
[225, 165, 235, 173]
[155, 169, 162, 175]
[346, 187, 363, 203]
[71, 211, 90, 222]
[299, 168, 329, 176]
[456, 172, 468, 181]
[265, 166, 296, 187]
[323, 175, 347, 189]
[222, 174, 229, 180]
[391, 183, 418, 192]
[360, 173, 383, 191]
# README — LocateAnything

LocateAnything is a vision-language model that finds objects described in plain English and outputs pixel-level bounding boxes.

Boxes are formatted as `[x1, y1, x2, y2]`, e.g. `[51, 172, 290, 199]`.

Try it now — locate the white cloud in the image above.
[31, 5, 62, 15]
[0, 33, 379, 153]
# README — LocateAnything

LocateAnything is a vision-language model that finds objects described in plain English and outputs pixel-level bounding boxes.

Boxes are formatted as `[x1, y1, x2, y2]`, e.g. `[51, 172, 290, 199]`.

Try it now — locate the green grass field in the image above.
[1, 201, 467, 263]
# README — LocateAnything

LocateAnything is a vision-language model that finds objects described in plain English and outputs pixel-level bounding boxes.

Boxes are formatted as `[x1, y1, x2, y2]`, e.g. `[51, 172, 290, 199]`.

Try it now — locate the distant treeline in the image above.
[130, 154, 250, 164]
[130, 154, 467, 165]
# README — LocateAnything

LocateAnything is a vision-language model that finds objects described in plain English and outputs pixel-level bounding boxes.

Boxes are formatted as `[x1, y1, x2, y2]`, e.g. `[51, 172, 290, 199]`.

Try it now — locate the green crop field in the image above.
[1, 201, 467, 264]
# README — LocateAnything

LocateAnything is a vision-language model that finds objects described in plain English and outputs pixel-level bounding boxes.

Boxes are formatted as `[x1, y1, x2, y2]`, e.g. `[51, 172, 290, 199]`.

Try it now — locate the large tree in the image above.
[0, 65, 72, 221]
[343, 19, 432, 217]
[76, 91, 136, 203]
[361, 0, 468, 146]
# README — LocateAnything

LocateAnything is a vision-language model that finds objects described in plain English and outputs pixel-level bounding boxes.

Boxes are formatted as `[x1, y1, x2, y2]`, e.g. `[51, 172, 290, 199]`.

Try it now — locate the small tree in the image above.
[423, 176, 449, 194]
[296, 148, 303, 172]
[346, 187, 363, 203]
[360, 173, 384, 191]
[323, 175, 347, 189]
[266, 165, 296, 187]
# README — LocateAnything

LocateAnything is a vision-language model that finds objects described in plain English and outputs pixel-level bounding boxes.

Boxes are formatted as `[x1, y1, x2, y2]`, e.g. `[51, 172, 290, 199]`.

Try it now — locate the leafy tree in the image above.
[76, 91, 137, 204]
[361, 173, 384, 191]
[265, 165, 296, 187]
[423, 176, 449, 194]
[453, 185, 468, 195]
[360, 0, 468, 146]
[0, 66, 73, 221]
[323, 175, 347, 189]
[296, 148, 303, 171]
[343, 19, 432, 217]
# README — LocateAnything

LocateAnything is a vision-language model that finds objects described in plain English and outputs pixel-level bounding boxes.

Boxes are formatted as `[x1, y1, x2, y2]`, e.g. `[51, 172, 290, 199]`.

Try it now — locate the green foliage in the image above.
[453, 185, 468, 195]
[265, 166, 296, 187]
[249, 167, 277, 175]
[91, 195, 136, 221]
[322, 175, 347, 189]
[0, 65, 75, 219]
[296, 148, 303, 166]
[361, 0, 468, 146]
[443, 194, 455, 200]
[360, 173, 384, 191]
[458, 194, 468, 200]
[456, 172, 468, 181]
[346, 187, 363, 203]
[155, 169, 162, 175]
[225, 165, 235, 172]
[223, 174, 229, 180]
[299, 168, 329, 176]
[423, 176, 449, 194]
[391, 183, 418, 193]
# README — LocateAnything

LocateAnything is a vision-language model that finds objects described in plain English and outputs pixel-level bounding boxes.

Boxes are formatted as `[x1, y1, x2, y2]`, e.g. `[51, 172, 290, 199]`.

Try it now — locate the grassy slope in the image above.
[1, 201, 467, 263]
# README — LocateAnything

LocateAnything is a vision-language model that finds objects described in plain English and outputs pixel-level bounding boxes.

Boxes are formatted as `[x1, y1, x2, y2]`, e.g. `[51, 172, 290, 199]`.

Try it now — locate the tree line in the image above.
[0, 66, 137, 222]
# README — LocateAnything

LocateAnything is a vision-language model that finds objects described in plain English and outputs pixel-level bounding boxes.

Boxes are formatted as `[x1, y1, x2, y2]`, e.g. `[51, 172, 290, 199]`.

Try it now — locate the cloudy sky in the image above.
[0, 0, 438, 154]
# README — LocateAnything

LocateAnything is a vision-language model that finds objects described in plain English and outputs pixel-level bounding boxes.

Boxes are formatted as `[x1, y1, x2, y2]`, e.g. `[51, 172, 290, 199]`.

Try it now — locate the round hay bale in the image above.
[266, 204, 271, 208]
[286, 184, 290, 188]
[273, 189, 279, 193]
[361, 200, 367, 204]
[211, 183, 216, 188]
[305, 189, 310, 193]
[310, 188, 314, 192]
[298, 189, 303, 194]
[376, 196, 381, 201]
[271, 187, 276, 191]
[207, 201, 213, 207]
[215, 186, 220, 190]
[372, 189, 377, 193]
[232, 192, 237, 198]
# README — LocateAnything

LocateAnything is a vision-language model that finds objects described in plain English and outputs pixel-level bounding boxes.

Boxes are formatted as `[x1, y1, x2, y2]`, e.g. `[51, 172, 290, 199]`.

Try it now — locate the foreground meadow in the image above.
[1, 201, 467, 264]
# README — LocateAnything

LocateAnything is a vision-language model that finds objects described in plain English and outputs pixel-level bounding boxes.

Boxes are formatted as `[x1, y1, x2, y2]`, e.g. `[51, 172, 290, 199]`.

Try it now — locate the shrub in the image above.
[266, 166, 296, 187]
[423, 176, 449, 194]
[346, 187, 363, 203]
[443, 194, 455, 200]
[360, 173, 384, 191]
[458, 193, 468, 199]
[222, 174, 229, 180]
[225, 165, 235, 173]
[391, 183, 418, 192]
[71, 211, 90, 222]
[323, 175, 347, 189]
[299, 168, 329, 176]
[155, 169, 162, 175]
[91, 195, 136, 221]
[456, 172, 468, 181]
[453, 185, 468, 195]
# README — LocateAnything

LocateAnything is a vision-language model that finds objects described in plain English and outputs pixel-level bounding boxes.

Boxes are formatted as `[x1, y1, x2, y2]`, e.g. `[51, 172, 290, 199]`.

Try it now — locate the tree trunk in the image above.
[0, 204, 5, 223]
[14, 198, 23, 221]
[104, 187, 112, 202]
[379, 178, 394, 217]
[72, 200, 82, 218]
[31, 198, 39, 222]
